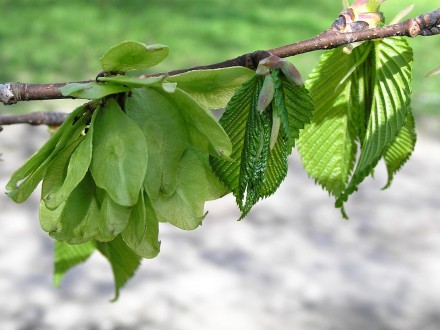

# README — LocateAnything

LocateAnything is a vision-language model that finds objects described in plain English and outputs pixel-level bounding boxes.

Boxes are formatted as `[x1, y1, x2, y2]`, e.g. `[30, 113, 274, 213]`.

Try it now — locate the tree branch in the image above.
[0, 112, 68, 131]
[0, 8, 438, 110]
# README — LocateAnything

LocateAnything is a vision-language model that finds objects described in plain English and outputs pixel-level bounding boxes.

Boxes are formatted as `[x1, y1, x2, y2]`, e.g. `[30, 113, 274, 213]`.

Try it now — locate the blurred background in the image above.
[1, 0, 440, 329]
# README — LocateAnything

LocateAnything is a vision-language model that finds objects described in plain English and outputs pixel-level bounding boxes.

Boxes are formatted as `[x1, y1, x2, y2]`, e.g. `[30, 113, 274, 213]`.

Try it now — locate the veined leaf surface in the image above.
[336, 37, 413, 209]
[53, 241, 96, 287]
[297, 46, 362, 197]
[97, 235, 142, 301]
[383, 111, 416, 189]
[211, 72, 313, 218]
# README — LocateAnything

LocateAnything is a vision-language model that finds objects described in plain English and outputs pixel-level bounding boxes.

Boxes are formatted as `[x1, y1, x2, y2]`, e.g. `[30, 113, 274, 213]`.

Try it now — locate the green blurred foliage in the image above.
[0, 0, 438, 113]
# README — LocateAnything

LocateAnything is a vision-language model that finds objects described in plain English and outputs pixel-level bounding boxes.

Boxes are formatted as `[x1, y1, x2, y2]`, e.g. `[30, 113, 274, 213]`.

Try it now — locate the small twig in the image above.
[0, 8, 438, 108]
[0, 112, 69, 127]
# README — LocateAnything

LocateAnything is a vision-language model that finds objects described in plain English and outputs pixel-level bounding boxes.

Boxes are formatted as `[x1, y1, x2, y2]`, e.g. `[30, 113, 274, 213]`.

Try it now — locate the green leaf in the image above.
[41, 137, 84, 207]
[43, 107, 98, 209]
[210, 72, 313, 218]
[297, 46, 361, 197]
[125, 88, 188, 198]
[125, 88, 223, 228]
[60, 82, 130, 99]
[152, 147, 208, 230]
[272, 71, 314, 150]
[336, 37, 413, 209]
[40, 172, 100, 244]
[167, 67, 255, 109]
[97, 74, 167, 88]
[96, 193, 132, 242]
[97, 235, 142, 301]
[6, 105, 91, 203]
[99, 41, 169, 73]
[383, 111, 416, 189]
[90, 99, 148, 206]
[53, 240, 96, 287]
[122, 190, 160, 258]
[165, 88, 232, 158]
[210, 77, 258, 198]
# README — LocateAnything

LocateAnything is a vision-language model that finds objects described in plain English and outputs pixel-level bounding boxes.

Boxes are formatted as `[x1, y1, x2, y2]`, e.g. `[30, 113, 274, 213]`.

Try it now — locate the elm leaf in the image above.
[97, 235, 142, 301]
[53, 240, 96, 287]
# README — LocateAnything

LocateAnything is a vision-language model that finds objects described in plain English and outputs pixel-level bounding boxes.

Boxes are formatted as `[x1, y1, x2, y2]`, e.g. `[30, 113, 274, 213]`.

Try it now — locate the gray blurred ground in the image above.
[0, 116, 440, 330]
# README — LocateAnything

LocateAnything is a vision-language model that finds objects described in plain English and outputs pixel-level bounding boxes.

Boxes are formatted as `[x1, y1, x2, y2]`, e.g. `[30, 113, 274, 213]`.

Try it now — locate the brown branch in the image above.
[0, 8, 439, 108]
[0, 112, 69, 130]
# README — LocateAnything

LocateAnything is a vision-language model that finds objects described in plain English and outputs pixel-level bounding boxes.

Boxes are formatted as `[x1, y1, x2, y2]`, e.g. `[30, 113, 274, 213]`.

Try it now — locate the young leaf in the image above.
[383, 111, 416, 189]
[336, 37, 413, 209]
[60, 82, 130, 99]
[297, 46, 361, 197]
[53, 240, 96, 287]
[97, 235, 142, 301]
[6, 105, 91, 203]
[40, 172, 100, 244]
[90, 99, 148, 206]
[43, 107, 98, 209]
[167, 67, 255, 109]
[99, 41, 169, 73]
[152, 147, 208, 230]
[122, 191, 160, 258]
[210, 77, 258, 196]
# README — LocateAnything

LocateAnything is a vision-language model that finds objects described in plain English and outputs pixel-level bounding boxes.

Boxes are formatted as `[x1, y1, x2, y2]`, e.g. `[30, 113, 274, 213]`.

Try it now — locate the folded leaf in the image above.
[211, 70, 313, 218]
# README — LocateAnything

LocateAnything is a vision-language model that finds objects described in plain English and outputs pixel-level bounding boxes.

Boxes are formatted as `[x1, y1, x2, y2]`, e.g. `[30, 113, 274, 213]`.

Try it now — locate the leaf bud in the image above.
[257, 75, 275, 113]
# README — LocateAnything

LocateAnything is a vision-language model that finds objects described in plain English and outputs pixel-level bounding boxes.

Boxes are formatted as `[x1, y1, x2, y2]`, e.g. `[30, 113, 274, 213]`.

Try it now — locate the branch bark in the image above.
[0, 112, 69, 131]
[0, 8, 439, 112]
